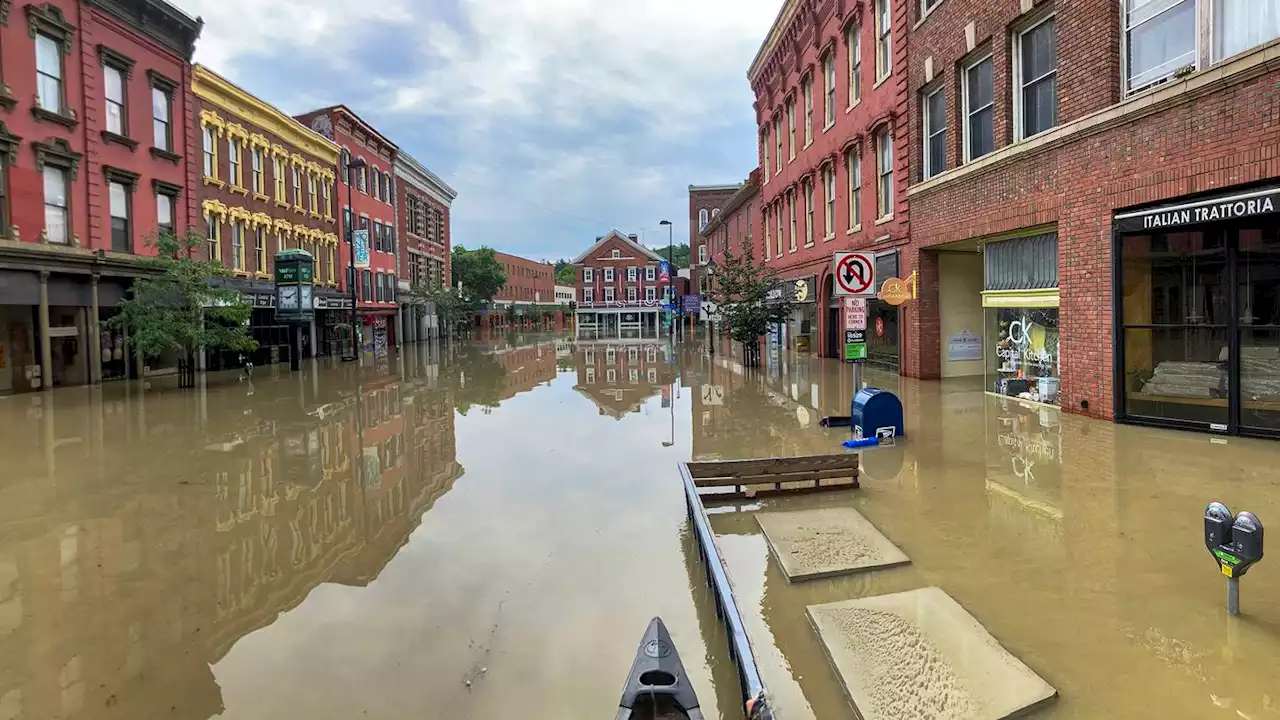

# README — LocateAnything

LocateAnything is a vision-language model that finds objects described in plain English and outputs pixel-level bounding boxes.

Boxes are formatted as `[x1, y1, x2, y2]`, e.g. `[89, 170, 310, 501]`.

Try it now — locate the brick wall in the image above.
[493, 250, 554, 305]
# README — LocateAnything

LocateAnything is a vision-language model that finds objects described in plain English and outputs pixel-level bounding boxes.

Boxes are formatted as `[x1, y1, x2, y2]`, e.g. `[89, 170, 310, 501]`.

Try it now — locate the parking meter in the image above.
[1204, 502, 1265, 616]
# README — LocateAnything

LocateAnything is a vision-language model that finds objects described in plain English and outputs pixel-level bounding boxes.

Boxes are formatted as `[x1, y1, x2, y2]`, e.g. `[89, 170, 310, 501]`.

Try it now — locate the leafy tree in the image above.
[554, 261, 577, 286]
[706, 245, 791, 366]
[652, 243, 690, 269]
[108, 230, 257, 376]
[451, 245, 507, 303]
[409, 282, 473, 337]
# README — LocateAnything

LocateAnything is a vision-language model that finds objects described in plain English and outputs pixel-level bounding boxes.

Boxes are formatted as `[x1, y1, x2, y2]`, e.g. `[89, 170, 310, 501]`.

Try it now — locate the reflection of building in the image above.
[493, 342, 558, 401]
[574, 342, 676, 418]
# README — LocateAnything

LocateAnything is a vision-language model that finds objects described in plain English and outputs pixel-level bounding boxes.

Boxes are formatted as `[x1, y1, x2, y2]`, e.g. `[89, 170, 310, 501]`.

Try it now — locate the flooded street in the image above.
[2, 334, 1279, 719]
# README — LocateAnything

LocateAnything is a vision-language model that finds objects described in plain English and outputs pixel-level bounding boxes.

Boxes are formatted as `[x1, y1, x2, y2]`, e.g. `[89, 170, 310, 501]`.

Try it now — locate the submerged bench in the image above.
[685, 453, 859, 502]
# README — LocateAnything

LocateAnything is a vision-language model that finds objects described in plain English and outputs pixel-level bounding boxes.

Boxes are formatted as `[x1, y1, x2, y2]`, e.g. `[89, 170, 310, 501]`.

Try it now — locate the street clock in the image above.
[274, 249, 315, 323]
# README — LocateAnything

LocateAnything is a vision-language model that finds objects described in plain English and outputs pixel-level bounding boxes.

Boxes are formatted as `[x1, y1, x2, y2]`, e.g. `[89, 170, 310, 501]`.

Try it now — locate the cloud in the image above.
[179, 0, 778, 260]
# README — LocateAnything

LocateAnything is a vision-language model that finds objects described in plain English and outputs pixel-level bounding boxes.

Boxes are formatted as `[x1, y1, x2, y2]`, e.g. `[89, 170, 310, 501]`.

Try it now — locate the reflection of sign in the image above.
[878, 271, 917, 305]
[845, 297, 867, 330]
[834, 252, 876, 296]
[948, 329, 982, 361]
[845, 330, 867, 362]
[682, 295, 701, 314]
[353, 230, 370, 268]
[700, 385, 724, 405]
[875, 316, 885, 337]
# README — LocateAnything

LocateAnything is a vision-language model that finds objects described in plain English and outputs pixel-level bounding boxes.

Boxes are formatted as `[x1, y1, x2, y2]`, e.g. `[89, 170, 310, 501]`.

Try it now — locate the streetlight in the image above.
[342, 156, 367, 363]
[659, 220, 674, 341]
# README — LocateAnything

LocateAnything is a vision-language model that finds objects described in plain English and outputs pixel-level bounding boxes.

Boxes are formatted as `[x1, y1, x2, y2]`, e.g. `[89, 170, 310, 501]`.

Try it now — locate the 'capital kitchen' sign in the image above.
[1115, 187, 1280, 232]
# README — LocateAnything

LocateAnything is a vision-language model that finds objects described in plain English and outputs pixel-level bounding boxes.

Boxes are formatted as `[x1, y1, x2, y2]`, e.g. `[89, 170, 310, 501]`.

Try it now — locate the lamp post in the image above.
[659, 220, 673, 341]
[343, 157, 367, 363]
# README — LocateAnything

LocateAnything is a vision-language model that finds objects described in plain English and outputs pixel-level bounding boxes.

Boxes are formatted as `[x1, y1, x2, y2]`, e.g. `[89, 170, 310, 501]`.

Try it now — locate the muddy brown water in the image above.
[1, 335, 1277, 719]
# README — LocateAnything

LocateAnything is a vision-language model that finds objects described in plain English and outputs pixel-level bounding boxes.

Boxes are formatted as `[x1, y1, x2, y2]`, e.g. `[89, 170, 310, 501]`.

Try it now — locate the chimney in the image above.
[628, 234, 638, 241]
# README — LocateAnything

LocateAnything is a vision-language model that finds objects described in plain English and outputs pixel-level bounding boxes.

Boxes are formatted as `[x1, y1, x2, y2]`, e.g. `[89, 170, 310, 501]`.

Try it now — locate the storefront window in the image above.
[1237, 227, 1280, 431]
[986, 308, 1060, 404]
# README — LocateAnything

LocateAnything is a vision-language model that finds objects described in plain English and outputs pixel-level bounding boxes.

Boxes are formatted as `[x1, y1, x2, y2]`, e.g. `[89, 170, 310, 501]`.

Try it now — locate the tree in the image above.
[452, 245, 507, 303]
[651, 243, 690, 269]
[408, 282, 473, 337]
[108, 230, 257, 381]
[554, 260, 577, 286]
[706, 245, 792, 366]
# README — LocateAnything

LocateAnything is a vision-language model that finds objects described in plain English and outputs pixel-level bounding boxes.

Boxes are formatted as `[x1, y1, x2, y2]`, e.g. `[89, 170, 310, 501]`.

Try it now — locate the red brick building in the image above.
[0, 0, 201, 393]
[192, 64, 340, 366]
[904, 0, 1280, 437]
[481, 250, 557, 330]
[571, 230, 668, 339]
[394, 150, 455, 343]
[294, 105, 398, 353]
[750, 0, 912, 361]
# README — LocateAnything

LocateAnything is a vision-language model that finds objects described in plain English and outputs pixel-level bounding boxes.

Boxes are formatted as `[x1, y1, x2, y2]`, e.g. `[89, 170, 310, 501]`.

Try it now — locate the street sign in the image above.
[700, 385, 724, 406]
[353, 229, 370, 269]
[834, 251, 876, 297]
[844, 329, 867, 363]
[844, 297, 867, 331]
[682, 294, 702, 314]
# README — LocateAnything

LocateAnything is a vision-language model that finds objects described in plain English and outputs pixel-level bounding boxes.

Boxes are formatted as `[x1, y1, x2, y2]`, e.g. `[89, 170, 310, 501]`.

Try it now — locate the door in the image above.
[827, 307, 840, 359]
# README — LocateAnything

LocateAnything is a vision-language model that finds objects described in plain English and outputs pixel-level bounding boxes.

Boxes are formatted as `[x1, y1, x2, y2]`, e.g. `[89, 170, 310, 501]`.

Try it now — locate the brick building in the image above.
[192, 64, 340, 367]
[294, 105, 399, 354]
[572, 230, 668, 339]
[394, 150, 455, 343]
[0, 0, 201, 393]
[688, 183, 742, 267]
[904, 0, 1280, 437]
[477, 250, 557, 330]
[750, 0, 912, 362]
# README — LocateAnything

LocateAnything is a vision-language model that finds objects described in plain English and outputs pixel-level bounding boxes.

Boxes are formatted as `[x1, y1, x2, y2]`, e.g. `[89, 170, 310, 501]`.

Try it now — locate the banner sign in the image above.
[353, 229, 370, 269]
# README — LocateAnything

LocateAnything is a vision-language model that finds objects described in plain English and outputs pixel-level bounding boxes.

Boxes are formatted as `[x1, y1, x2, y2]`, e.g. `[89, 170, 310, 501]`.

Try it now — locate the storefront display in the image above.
[986, 308, 1060, 404]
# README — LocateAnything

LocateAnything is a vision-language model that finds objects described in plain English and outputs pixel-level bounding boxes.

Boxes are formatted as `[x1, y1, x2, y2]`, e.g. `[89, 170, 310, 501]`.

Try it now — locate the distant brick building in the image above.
[571, 230, 668, 339]
[394, 151, 455, 343]
[479, 250, 558, 331]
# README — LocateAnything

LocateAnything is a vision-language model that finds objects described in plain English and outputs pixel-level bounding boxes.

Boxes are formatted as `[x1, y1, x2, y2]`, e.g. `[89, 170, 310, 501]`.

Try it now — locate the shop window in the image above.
[988, 308, 1061, 404]
[847, 148, 862, 229]
[1215, 0, 1280, 61]
[923, 86, 947, 179]
[1125, 0, 1195, 91]
[1015, 15, 1058, 140]
[847, 22, 862, 105]
[875, 0, 891, 81]
[875, 128, 893, 219]
[802, 75, 814, 146]
[963, 54, 994, 161]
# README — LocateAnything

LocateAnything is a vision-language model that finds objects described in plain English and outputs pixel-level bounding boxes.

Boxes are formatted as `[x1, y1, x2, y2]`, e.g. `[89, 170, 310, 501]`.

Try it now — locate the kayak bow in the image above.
[615, 617, 704, 720]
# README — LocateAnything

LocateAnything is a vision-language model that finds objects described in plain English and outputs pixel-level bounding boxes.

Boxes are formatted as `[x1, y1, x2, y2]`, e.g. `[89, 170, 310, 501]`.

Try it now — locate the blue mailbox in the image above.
[850, 388, 904, 441]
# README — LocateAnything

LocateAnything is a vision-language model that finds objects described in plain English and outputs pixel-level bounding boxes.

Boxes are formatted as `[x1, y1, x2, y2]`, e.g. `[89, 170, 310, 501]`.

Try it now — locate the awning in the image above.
[981, 288, 1059, 308]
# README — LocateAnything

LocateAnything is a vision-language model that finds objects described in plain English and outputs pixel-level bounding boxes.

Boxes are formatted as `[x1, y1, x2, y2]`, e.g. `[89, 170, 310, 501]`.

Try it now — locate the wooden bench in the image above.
[684, 453, 859, 501]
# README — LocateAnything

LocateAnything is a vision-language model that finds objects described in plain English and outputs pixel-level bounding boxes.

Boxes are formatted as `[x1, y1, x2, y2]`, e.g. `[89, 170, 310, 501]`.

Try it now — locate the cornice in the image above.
[192, 64, 338, 165]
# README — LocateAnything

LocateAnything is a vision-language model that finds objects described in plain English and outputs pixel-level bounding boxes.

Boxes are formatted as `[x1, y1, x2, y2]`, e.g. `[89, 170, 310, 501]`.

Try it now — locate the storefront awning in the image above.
[981, 288, 1059, 309]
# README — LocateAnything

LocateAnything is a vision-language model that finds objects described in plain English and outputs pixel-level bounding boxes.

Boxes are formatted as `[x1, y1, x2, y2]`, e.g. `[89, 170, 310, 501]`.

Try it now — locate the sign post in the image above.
[834, 256, 875, 391]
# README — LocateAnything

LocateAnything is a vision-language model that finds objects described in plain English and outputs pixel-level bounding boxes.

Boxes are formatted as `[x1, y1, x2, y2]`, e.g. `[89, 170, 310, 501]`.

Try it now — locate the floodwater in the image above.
[0, 334, 1277, 719]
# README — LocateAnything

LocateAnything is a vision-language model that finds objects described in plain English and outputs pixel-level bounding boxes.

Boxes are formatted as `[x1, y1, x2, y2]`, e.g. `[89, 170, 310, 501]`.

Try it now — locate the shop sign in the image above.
[314, 296, 353, 310]
[878, 271, 917, 305]
[845, 329, 867, 363]
[947, 329, 983, 361]
[681, 294, 702, 314]
[1114, 186, 1280, 232]
[767, 276, 816, 303]
[250, 293, 276, 308]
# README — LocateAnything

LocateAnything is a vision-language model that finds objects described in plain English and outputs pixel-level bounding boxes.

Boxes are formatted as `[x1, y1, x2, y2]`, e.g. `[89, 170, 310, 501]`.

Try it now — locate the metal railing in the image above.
[678, 462, 773, 720]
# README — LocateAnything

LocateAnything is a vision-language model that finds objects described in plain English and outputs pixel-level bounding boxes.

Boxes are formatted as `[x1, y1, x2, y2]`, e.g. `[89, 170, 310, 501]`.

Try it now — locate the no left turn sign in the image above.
[833, 252, 876, 297]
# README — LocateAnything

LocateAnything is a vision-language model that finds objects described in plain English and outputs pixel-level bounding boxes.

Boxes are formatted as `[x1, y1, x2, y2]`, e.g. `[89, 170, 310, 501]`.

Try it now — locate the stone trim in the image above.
[97, 44, 135, 76]
[31, 106, 77, 129]
[31, 137, 80, 178]
[149, 147, 180, 163]
[103, 165, 140, 188]
[145, 68, 177, 91]
[0, 121, 20, 165]
[1, 0, 13, 25]
[151, 178, 182, 196]
[101, 130, 138, 150]
[26, 2, 75, 54]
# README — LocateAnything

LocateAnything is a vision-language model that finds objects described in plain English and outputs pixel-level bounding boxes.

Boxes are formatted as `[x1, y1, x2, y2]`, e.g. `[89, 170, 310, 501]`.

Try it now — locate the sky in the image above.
[179, 0, 783, 262]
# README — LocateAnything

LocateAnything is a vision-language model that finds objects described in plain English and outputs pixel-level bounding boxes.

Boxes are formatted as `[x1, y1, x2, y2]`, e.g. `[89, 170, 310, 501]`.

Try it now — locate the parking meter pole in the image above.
[1204, 502, 1264, 617]
[1227, 577, 1240, 616]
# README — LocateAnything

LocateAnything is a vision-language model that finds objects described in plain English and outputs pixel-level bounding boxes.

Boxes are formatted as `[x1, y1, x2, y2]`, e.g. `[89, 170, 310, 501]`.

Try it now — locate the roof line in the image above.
[299, 104, 399, 152]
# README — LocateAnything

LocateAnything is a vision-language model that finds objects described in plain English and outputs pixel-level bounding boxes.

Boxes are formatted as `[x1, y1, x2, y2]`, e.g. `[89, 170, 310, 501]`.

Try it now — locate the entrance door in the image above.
[827, 307, 840, 359]
[1235, 224, 1280, 436]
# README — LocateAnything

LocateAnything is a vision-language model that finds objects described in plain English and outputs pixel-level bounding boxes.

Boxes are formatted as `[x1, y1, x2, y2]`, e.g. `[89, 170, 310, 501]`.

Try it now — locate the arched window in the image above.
[341, 150, 351, 184]
[712, 208, 720, 218]
[699, 208, 709, 229]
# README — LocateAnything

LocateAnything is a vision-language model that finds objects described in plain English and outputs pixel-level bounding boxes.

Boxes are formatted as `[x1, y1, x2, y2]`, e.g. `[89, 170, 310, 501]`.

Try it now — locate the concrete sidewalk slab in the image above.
[807, 587, 1057, 719]
[755, 506, 909, 581]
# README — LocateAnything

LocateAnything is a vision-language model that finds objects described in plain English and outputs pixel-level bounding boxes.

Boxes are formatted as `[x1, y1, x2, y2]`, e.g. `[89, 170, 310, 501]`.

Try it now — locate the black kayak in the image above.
[615, 617, 705, 720]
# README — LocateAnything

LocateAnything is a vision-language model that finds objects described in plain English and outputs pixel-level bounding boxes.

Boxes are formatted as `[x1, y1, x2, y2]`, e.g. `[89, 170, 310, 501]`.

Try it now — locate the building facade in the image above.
[905, 0, 1280, 436]
[750, 0, 911, 362]
[192, 64, 340, 367]
[0, 0, 201, 393]
[394, 151, 455, 343]
[483, 250, 557, 330]
[572, 230, 668, 339]
[294, 105, 398, 355]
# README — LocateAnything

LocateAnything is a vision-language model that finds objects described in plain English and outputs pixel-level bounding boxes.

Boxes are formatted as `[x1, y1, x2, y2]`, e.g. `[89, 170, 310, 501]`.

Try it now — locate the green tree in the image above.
[706, 245, 791, 366]
[408, 282, 473, 337]
[108, 230, 257, 375]
[554, 261, 577, 286]
[451, 245, 507, 303]
[652, 243, 690, 269]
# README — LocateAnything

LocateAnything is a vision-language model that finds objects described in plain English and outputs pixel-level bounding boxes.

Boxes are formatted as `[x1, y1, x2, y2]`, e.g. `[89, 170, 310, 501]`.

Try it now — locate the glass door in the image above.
[1235, 225, 1280, 435]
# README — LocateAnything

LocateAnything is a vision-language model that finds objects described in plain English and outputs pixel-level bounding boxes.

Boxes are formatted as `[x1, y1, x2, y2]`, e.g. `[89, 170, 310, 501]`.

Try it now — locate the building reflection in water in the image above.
[572, 340, 677, 420]
[0, 341, 462, 719]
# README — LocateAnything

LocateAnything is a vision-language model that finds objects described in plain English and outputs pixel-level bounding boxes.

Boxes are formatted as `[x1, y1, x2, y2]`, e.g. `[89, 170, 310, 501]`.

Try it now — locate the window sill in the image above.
[804, 241, 815, 248]
[804, 140, 813, 150]
[275, 200, 289, 208]
[232, 270, 250, 278]
[203, 176, 225, 188]
[253, 192, 270, 202]
[873, 75, 889, 90]
[101, 131, 138, 150]
[310, 211, 322, 220]
[823, 122, 835, 133]
[32, 106, 78, 129]
[150, 147, 181, 164]
[325, 216, 336, 224]
[255, 272, 271, 279]
[823, 233, 836, 242]
[230, 185, 250, 196]
[847, 223, 863, 235]
[846, 99, 861, 114]
[874, 213, 894, 225]
[293, 206, 304, 214]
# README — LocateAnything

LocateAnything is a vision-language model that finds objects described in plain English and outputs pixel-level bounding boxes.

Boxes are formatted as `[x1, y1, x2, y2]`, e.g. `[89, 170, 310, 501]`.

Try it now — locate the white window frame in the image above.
[776, 202, 784, 257]
[628, 266, 637, 281]
[848, 23, 862, 106]
[787, 97, 797, 160]
[628, 346, 639, 361]
[962, 52, 995, 163]
[604, 267, 614, 282]
[875, 0, 892, 82]
[584, 267, 594, 282]
[788, 191, 797, 251]
[699, 208, 708, 229]
[645, 286, 655, 302]
[804, 180, 815, 246]
[629, 369, 639, 384]
[645, 266, 655, 281]
[647, 368, 657, 383]
[823, 165, 836, 238]
[699, 244, 708, 264]
[848, 149, 862, 230]
[612, 248, 621, 258]
[627, 287, 637, 303]
[1013, 13, 1058, 141]
[876, 128, 894, 220]
[922, 85, 947, 179]
[823, 50, 837, 127]
[802, 75, 814, 146]
[586, 368, 596, 384]
[604, 287, 615, 303]
[607, 368, 616, 384]
[774, 117, 783, 172]
[584, 287, 594, 303]
[1124, 0, 1199, 93]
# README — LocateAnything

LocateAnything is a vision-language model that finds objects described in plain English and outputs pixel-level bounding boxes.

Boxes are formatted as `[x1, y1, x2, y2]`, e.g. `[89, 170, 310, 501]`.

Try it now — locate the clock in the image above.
[300, 285, 313, 311]
[278, 285, 299, 310]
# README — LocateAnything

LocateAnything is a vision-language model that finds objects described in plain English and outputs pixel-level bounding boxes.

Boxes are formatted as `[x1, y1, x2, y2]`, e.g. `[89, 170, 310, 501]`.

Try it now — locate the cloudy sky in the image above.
[180, 0, 781, 262]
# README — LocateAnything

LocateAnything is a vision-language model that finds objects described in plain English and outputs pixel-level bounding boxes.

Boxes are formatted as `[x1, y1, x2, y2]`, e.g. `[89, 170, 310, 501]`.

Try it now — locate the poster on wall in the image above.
[947, 329, 983, 361]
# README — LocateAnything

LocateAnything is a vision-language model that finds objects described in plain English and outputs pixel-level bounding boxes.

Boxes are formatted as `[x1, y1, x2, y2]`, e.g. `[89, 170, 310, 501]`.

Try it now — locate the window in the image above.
[152, 86, 172, 151]
[848, 23, 862, 105]
[231, 221, 244, 271]
[375, 272, 383, 302]
[788, 190, 797, 251]
[154, 192, 173, 236]
[611, 248, 621, 258]
[823, 166, 836, 237]
[0, 155, 7, 236]
[847, 148, 862, 229]
[292, 166, 302, 208]
[322, 180, 332, 217]
[627, 287, 637, 303]
[343, 207, 353, 242]
[584, 267, 594, 282]
[381, 172, 389, 202]
[584, 288, 594, 303]
[963, 54, 995, 161]
[607, 368, 616, 384]
[109, 181, 130, 251]
[362, 270, 372, 302]
[923, 86, 947, 178]
[604, 287, 615, 303]
[1215, 0, 1280, 61]
[203, 127, 216, 178]
[646, 266, 655, 281]
[229, 139, 242, 187]
[628, 266, 637, 281]
[875, 0, 891, 81]
[762, 129, 771, 182]
[604, 267, 614, 282]
[876, 128, 893, 219]
[800, 182, 813, 245]
[43, 166, 69, 244]
[699, 244, 708, 264]
[256, 227, 267, 273]
[787, 98, 796, 159]
[763, 206, 771, 260]
[802, 76, 814, 146]
[922, 0, 941, 12]
[823, 51, 837, 126]
[776, 202, 784, 257]
[774, 117, 783, 172]
[1015, 16, 1058, 139]
[699, 208, 708, 229]
[104, 65, 126, 135]
[328, 245, 336, 284]
[357, 165, 366, 193]
[36, 34, 63, 113]
[274, 157, 286, 200]
[646, 286, 655, 302]
[1126, 0, 1196, 90]
[205, 214, 220, 260]
[308, 174, 318, 213]
[252, 149, 264, 193]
